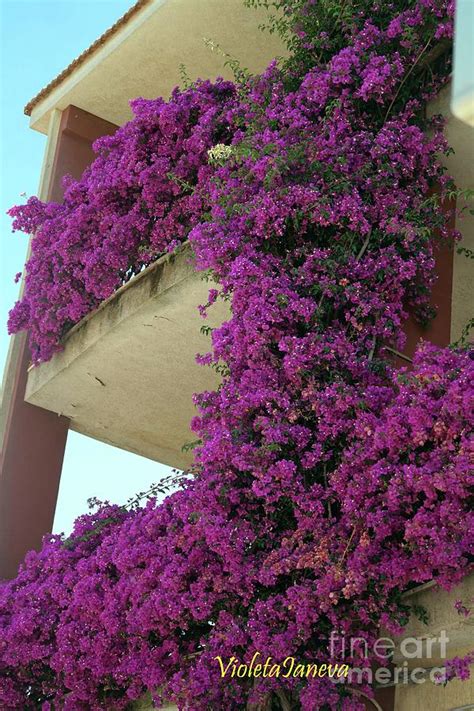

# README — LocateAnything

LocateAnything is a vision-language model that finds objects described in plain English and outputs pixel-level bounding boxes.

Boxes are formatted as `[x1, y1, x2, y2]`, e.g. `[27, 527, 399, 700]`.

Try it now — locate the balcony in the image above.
[25, 243, 228, 469]
[19, 0, 285, 472]
[19, 0, 472, 473]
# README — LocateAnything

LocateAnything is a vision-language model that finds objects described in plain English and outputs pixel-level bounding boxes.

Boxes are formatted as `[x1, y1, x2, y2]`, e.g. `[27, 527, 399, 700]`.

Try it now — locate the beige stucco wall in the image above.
[29, 0, 286, 134]
[392, 574, 474, 667]
[429, 85, 474, 344]
[378, 574, 474, 710]
[395, 673, 474, 711]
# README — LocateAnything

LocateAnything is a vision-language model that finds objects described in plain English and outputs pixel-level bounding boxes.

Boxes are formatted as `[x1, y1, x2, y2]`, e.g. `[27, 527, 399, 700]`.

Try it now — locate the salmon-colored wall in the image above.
[389, 196, 455, 368]
[0, 107, 117, 579]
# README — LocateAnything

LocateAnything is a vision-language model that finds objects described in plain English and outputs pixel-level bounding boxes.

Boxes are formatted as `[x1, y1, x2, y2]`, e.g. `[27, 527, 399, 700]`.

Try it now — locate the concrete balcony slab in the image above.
[25, 243, 227, 469]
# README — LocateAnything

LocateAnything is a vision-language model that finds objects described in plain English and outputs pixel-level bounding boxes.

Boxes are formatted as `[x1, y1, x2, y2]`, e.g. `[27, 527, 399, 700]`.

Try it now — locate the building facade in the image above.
[0, 2, 472, 709]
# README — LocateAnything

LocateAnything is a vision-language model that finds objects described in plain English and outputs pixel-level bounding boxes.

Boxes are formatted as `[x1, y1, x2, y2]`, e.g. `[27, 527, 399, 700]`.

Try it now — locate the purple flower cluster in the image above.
[0, 347, 472, 710]
[8, 81, 236, 362]
[3, 0, 473, 709]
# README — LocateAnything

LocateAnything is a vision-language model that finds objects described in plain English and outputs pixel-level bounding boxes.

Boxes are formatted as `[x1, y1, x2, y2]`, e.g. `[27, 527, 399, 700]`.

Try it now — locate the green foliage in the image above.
[203, 38, 252, 84]
[412, 603, 430, 625]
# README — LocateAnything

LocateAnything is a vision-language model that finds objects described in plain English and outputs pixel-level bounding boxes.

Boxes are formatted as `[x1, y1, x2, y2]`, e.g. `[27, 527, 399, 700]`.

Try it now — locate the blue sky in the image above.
[0, 0, 172, 535]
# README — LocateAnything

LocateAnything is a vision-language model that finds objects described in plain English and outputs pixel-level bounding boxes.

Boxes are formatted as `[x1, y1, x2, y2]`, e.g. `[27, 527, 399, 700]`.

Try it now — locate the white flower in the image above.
[207, 143, 233, 165]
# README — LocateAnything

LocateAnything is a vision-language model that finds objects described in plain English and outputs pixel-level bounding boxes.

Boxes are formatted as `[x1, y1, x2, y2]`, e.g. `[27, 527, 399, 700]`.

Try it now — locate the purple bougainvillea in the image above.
[7, 80, 237, 363]
[2, 0, 473, 709]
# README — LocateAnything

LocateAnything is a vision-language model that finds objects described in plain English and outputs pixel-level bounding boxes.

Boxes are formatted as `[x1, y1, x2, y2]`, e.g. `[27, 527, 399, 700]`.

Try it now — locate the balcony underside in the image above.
[25, 244, 227, 469]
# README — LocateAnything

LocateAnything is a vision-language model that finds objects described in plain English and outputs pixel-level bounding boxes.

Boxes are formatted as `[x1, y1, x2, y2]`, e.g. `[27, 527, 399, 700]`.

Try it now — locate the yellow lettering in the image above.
[214, 656, 237, 678]
[282, 656, 295, 678]
[236, 664, 248, 678]
[305, 663, 318, 678]
[268, 664, 281, 677]
[293, 663, 306, 678]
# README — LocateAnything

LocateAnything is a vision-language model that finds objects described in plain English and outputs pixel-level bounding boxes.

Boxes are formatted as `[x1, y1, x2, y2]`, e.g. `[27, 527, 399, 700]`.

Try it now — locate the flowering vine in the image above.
[2, 1, 473, 710]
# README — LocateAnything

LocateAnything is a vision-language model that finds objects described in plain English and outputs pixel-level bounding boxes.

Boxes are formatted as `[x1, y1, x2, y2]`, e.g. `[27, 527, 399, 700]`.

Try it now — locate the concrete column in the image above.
[0, 106, 117, 579]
